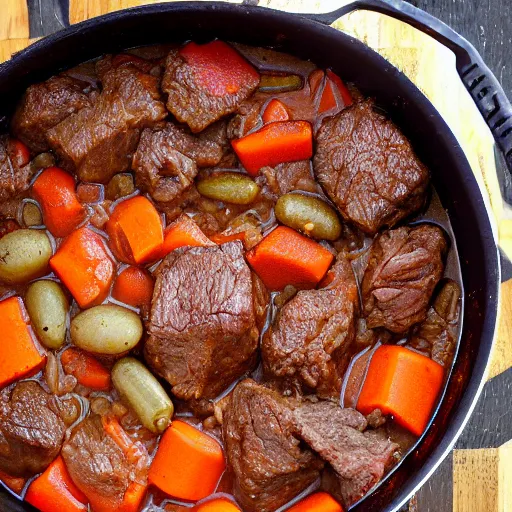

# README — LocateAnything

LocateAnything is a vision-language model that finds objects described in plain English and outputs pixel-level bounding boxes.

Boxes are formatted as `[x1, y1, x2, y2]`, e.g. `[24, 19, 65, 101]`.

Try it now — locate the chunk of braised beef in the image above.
[313, 100, 429, 235]
[12, 75, 93, 153]
[223, 379, 323, 512]
[0, 381, 66, 477]
[293, 401, 399, 507]
[407, 279, 461, 367]
[133, 122, 225, 203]
[262, 256, 358, 398]
[162, 47, 260, 133]
[362, 224, 447, 333]
[62, 414, 148, 510]
[0, 136, 34, 202]
[47, 65, 166, 183]
[145, 242, 267, 406]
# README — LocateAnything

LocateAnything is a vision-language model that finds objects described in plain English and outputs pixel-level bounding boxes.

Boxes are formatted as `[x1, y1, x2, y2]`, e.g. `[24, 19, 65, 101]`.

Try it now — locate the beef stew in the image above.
[0, 40, 462, 512]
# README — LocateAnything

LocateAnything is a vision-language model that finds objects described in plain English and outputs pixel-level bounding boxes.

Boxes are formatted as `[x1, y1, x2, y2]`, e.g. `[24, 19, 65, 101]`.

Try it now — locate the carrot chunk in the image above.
[326, 70, 353, 107]
[262, 99, 290, 123]
[193, 497, 241, 512]
[112, 266, 154, 310]
[312, 69, 352, 115]
[179, 40, 259, 97]
[287, 492, 343, 512]
[246, 226, 334, 290]
[232, 121, 313, 176]
[0, 296, 46, 387]
[50, 227, 114, 308]
[119, 481, 147, 512]
[0, 469, 26, 495]
[157, 213, 214, 260]
[61, 348, 111, 391]
[25, 456, 88, 512]
[357, 345, 445, 436]
[32, 167, 86, 238]
[107, 196, 164, 265]
[149, 420, 225, 501]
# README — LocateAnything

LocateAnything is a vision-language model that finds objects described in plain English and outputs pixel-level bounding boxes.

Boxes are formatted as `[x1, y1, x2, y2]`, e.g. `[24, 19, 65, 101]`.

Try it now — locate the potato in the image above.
[275, 193, 342, 240]
[197, 173, 260, 205]
[0, 229, 52, 284]
[26, 280, 69, 349]
[70, 304, 143, 355]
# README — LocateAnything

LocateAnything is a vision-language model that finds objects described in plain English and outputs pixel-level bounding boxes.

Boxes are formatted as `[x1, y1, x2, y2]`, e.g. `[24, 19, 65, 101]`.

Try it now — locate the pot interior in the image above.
[0, 4, 499, 511]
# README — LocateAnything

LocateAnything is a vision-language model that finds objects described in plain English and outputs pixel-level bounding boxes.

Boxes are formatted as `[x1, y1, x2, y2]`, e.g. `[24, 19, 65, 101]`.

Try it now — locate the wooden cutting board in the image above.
[1, 1, 511, 511]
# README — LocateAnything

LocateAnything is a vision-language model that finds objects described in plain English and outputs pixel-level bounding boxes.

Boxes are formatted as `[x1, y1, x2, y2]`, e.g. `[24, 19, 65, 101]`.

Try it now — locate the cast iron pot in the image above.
[0, 1, 509, 511]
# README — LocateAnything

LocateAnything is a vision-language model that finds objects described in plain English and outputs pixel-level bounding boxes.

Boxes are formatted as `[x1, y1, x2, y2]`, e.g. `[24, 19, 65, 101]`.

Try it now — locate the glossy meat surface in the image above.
[314, 100, 429, 234]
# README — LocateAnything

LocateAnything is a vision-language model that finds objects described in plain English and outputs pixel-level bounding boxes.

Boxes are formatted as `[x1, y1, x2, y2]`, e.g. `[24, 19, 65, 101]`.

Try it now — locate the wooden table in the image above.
[1, 1, 511, 511]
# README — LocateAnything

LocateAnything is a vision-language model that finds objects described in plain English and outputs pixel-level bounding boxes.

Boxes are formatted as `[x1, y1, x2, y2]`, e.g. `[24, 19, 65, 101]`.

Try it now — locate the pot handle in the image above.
[302, 0, 512, 195]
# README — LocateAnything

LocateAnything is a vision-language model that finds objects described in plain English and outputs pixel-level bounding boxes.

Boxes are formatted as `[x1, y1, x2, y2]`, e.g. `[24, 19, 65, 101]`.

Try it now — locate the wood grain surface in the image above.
[0, 1, 510, 511]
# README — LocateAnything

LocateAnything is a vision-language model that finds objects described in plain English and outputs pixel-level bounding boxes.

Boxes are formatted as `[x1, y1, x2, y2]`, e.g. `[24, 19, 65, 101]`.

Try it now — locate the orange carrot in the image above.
[210, 231, 246, 245]
[0, 296, 46, 387]
[61, 348, 111, 391]
[149, 420, 226, 501]
[232, 121, 313, 176]
[179, 41, 259, 97]
[287, 492, 343, 512]
[357, 345, 444, 436]
[32, 167, 86, 238]
[193, 498, 241, 512]
[318, 78, 338, 113]
[9, 139, 30, 167]
[326, 70, 353, 107]
[50, 227, 114, 308]
[0, 469, 26, 495]
[309, 69, 325, 97]
[157, 214, 214, 260]
[318, 70, 353, 114]
[106, 196, 164, 265]
[246, 226, 334, 291]
[262, 99, 290, 123]
[119, 482, 147, 512]
[112, 266, 154, 310]
[25, 457, 88, 512]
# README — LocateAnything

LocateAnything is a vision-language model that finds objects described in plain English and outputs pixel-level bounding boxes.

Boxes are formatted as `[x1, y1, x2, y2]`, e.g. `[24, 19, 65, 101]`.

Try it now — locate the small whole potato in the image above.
[275, 193, 342, 240]
[0, 229, 52, 284]
[70, 304, 143, 355]
[26, 280, 69, 349]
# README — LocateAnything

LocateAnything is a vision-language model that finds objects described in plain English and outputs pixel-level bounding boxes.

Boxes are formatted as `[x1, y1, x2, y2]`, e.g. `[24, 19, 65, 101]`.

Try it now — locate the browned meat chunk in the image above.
[258, 160, 322, 198]
[408, 279, 461, 367]
[12, 75, 92, 153]
[133, 122, 225, 202]
[145, 242, 267, 404]
[223, 379, 323, 512]
[293, 401, 399, 507]
[0, 381, 65, 477]
[362, 224, 447, 333]
[0, 136, 33, 202]
[62, 414, 147, 510]
[47, 66, 166, 183]
[162, 47, 260, 132]
[313, 100, 429, 234]
[262, 256, 358, 398]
